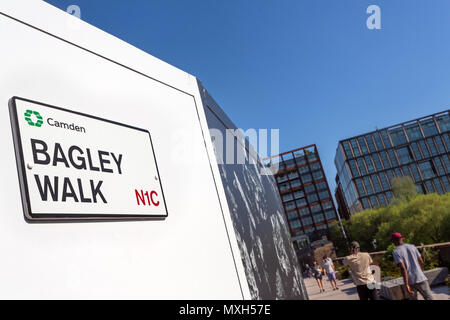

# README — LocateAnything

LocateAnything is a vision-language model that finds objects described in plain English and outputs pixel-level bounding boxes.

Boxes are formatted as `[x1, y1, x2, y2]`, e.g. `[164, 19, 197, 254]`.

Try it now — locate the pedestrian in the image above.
[343, 241, 377, 300]
[322, 255, 339, 290]
[312, 261, 325, 293]
[391, 233, 434, 300]
[305, 264, 312, 278]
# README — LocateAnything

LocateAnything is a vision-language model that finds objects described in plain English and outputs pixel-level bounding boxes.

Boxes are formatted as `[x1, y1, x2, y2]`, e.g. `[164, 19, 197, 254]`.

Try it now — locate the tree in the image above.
[333, 192, 450, 254]
[391, 176, 418, 202]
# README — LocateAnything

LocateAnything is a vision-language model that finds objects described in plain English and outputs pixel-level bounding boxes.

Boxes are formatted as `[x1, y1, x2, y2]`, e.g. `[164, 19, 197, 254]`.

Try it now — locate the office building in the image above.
[335, 110, 450, 216]
[266, 145, 339, 242]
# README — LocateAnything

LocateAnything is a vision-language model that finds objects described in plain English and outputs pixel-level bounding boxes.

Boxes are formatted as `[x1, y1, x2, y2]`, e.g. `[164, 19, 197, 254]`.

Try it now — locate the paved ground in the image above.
[304, 276, 449, 300]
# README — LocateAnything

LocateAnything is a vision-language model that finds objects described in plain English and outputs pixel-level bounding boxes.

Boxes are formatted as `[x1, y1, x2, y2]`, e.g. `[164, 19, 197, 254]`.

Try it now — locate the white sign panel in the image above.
[9, 97, 168, 222]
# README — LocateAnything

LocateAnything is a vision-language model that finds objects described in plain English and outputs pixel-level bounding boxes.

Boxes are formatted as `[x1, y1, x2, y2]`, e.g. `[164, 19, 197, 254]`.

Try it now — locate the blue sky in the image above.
[45, 0, 450, 192]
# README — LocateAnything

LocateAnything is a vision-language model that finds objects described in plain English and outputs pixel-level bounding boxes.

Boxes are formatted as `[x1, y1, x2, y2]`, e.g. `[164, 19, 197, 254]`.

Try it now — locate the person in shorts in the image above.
[322, 255, 339, 290]
[312, 260, 325, 293]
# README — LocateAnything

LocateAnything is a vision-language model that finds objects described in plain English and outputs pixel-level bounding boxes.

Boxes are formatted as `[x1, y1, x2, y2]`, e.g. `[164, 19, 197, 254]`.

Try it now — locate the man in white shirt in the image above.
[343, 241, 377, 300]
[322, 255, 339, 290]
[391, 233, 434, 300]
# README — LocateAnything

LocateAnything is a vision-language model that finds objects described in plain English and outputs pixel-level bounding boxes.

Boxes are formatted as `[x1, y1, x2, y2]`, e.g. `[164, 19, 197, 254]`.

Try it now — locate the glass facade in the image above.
[271, 145, 338, 241]
[335, 111, 450, 215]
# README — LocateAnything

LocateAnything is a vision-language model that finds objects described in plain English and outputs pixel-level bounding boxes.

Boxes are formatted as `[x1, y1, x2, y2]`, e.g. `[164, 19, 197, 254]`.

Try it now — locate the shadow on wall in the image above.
[198, 81, 308, 300]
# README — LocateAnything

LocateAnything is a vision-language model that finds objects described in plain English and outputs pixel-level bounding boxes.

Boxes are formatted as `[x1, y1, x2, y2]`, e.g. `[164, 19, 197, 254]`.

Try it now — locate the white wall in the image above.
[0, 0, 249, 299]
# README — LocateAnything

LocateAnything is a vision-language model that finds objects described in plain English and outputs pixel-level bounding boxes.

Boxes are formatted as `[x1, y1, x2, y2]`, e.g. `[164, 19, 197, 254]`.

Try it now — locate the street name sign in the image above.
[9, 97, 168, 222]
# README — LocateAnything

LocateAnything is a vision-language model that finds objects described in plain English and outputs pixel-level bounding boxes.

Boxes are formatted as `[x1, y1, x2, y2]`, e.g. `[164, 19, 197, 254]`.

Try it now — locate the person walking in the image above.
[312, 261, 325, 293]
[322, 255, 339, 290]
[391, 233, 434, 300]
[343, 241, 377, 300]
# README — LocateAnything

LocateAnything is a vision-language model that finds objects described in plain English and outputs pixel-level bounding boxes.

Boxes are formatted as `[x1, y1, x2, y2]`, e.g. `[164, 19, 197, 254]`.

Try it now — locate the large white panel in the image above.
[0, 6, 245, 299]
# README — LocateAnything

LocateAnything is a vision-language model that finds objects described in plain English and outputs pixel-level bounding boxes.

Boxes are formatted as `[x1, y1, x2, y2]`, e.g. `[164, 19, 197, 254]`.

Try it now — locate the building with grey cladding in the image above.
[335, 110, 450, 217]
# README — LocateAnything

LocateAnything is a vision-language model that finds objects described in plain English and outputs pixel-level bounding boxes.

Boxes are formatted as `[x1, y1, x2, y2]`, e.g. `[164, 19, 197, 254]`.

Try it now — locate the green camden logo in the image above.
[24, 110, 44, 127]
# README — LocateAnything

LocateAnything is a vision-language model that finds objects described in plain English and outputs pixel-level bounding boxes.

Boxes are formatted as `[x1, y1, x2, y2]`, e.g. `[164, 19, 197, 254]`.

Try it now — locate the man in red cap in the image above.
[391, 232, 434, 300]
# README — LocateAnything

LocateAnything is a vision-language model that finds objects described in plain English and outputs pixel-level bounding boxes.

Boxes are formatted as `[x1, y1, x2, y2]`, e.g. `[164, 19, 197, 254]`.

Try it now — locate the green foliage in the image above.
[391, 176, 418, 203]
[384, 244, 396, 262]
[335, 264, 350, 280]
[335, 193, 450, 253]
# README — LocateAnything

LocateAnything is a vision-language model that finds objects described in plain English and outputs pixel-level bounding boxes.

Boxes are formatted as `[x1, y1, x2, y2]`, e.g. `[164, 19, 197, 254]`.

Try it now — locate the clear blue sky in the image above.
[45, 0, 450, 192]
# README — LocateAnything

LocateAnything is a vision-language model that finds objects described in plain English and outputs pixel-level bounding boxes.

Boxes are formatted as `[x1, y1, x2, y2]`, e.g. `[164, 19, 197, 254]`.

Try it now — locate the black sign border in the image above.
[9, 96, 169, 223]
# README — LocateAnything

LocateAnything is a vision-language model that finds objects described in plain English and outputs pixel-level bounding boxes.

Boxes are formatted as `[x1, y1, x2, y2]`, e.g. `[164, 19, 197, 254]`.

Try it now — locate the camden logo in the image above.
[24, 110, 44, 127]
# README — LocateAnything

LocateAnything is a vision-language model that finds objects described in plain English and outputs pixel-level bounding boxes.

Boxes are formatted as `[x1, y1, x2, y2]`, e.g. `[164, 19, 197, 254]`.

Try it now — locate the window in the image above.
[349, 160, 360, 177]
[436, 114, 450, 132]
[434, 178, 444, 194]
[419, 161, 436, 179]
[311, 204, 322, 214]
[379, 173, 390, 190]
[386, 170, 395, 184]
[441, 176, 450, 193]
[424, 180, 435, 193]
[299, 165, 309, 174]
[313, 170, 324, 181]
[310, 162, 321, 170]
[365, 156, 375, 173]
[322, 201, 333, 210]
[410, 164, 422, 182]
[288, 171, 299, 180]
[357, 158, 367, 175]
[350, 139, 361, 157]
[296, 198, 307, 207]
[442, 155, 450, 172]
[380, 151, 391, 168]
[301, 173, 312, 184]
[342, 141, 353, 158]
[363, 177, 374, 195]
[325, 210, 336, 220]
[358, 137, 369, 155]
[380, 130, 392, 148]
[386, 192, 393, 203]
[277, 175, 288, 183]
[302, 217, 313, 227]
[295, 154, 306, 165]
[419, 140, 430, 158]
[299, 207, 310, 217]
[371, 175, 382, 193]
[435, 136, 446, 154]
[420, 119, 438, 137]
[366, 134, 377, 152]
[389, 128, 407, 146]
[279, 182, 290, 191]
[282, 193, 293, 202]
[290, 219, 302, 229]
[307, 152, 318, 162]
[411, 142, 422, 160]
[374, 132, 384, 150]
[396, 147, 412, 165]
[285, 201, 296, 211]
[284, 159, 295, 169]
[444, 134, 450, 151]
[307, 192, 318, 203]
[388, 149, 399, 167]
[313, 214, 325, 223]
[361, 198, 370, 210]
[405, 123, 422, 141]
[293, 190, 305, 199]
[287, 211, 299, 220]
[370, 196, 379, 208]
[372, 154, 383, 171]
[426, 138, 438, 156]
[316, 181, 327, 191]
[355, 179, 366, 196]
[319, 190, 330, 200]
[290, 179, 301, 188]
[377, 193, 386, 206]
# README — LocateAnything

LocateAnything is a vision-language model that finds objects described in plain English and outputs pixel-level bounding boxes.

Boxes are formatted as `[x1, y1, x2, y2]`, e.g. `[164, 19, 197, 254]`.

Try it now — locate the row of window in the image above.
[292, 224, 329, 237]
[348, 141, 449, 179]
[278, 170, 325, 191]
[277, 151, 319, 170]
[360, 176, 450, 210]
[341, 115, 450, 159]
[354, 156, 450, 197]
